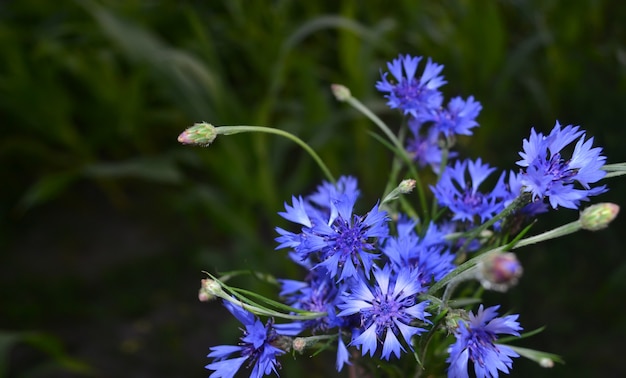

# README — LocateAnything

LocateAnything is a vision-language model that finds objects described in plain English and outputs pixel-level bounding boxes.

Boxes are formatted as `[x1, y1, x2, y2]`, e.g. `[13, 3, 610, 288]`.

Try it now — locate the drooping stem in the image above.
[215, 125, 336, 184]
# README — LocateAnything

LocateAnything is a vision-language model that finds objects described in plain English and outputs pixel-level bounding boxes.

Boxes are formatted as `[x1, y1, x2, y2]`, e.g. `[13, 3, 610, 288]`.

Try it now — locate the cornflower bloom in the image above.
[415, 95, 482, 138]
[206, 300, 296, 378]
[275, 182, 389, 281]
[431, 158, 507, 223]
[376, 54, 446, 117]
[516, 121, 607, 209]
[383, 219, 455, 288]
[337, 265, 430, 360]
[278, 269, 345, 334]
[406, 118, 458, 172]
[447, 305, 522, 378]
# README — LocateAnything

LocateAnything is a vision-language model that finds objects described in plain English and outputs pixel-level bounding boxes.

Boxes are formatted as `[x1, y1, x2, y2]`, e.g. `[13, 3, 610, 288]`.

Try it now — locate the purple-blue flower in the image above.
[337, 265, 430, 360]
[383, 219, 455, 288]
[206, 300, 293, 378]
[278, 270, 345, 333]
[376, 54, 446, 116]
[431, 158, 507, 223]
[447, 305, 522, 378]
[516, 121, 607, 209]
[416, 95, 482, 138]
[406, 118, 457, 172]
[275, 178, 389, 281]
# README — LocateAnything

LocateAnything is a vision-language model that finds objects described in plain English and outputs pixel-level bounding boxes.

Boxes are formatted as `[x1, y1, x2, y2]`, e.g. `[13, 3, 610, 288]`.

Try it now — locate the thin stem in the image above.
[216, 125, 335, 184]
[455, 192, 532, 262]
[512, 220, 581, 249]
[344, 96, 428, 215]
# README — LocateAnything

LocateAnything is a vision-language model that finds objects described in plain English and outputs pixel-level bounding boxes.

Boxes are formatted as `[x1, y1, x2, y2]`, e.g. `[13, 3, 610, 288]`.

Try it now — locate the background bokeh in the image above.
[2, 0, 626, 377]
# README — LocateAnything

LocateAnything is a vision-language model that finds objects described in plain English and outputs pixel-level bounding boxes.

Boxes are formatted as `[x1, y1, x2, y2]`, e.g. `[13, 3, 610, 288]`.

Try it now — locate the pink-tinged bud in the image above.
[292, 337, 307, 353]
[178, 122, 217, 147]
[580, 202, 619, 231]
[330, 84, 351, 102]
[198, 278, 221, 302]
[478, 252, 523, 292]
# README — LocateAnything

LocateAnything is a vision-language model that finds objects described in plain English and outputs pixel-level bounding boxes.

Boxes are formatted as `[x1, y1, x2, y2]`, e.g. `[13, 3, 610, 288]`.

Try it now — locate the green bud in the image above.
[330, 84, 351, 102]
[580, 202, 620, 231]
[178, 122, 218, 147]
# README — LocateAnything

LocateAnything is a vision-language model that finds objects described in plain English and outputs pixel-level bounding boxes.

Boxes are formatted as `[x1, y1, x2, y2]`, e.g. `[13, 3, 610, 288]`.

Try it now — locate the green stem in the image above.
[216, 125, 335, 184]
[429, 214, 583, 296]
[344, 96, 428, 215]
[512, 220, 581, 249]
[455, 192, 532, 262]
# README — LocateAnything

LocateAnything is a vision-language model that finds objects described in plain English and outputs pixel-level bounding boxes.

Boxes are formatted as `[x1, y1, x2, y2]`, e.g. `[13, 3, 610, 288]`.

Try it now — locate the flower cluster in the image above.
[193, 53, 615, 378]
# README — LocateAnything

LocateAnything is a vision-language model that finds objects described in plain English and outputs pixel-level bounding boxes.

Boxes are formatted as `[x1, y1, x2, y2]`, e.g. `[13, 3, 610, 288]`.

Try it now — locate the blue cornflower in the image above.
[206, 300, 294, 378]
[516, 121, 607, 209]
[376, 54, 446, 116]
[431, 158, 507, 223]
[337, 265, 430, 360]
[416, 95, 482, 138]
[447, 305, 522, 378]
[276, 180, 389, 281]
[406, 118, 458, 172]
[278, 269, 344, 333]
[383, 219, 455, 288]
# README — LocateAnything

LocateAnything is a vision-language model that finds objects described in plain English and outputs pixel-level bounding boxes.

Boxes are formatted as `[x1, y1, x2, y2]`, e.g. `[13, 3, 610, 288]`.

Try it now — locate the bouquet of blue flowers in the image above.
[179, 54, 624, 378]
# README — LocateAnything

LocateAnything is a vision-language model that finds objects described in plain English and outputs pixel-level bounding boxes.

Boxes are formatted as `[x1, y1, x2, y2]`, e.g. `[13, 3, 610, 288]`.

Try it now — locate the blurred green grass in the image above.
[1, 0, 625, 376]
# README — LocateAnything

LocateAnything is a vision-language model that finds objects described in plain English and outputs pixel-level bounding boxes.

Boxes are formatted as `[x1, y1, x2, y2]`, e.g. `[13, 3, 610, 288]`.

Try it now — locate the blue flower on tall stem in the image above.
[516, 121, 607, 209]
[431, 158, 507, 223]
[447, 305, 522, 378]
[337, 265, 430, 360]
[206, 300, 294, 378]
[376, 54, 446, 117]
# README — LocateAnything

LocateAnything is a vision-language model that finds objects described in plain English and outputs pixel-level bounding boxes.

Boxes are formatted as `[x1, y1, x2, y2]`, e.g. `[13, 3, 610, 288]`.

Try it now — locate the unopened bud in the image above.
[178, 122, 218, 147]
[382, 179, 417, 204]
[398, 179, 416, 194]
[198, 278, 222, 302]
[477, 252, 523, 292]
[331, 84, 351, 102]
[539, 358, 554, 368]
[580, 203, 619, 231]
[292, 337, 307, 353]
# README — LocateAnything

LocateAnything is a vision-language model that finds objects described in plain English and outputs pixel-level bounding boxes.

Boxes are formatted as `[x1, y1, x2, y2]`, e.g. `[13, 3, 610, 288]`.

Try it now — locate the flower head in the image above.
[406, 119, 457, 172]
[383, 219, 455, 288]
[376, 54, 446, 116]
[337, 265, 430, 360]
[206, 300, 293, 378]
[416, 95, 482, 138]
[431, 158, 507, 223]
[275, 177, 389, 281]
[447, 305, 522, 378]
[516, 121, 607, 209]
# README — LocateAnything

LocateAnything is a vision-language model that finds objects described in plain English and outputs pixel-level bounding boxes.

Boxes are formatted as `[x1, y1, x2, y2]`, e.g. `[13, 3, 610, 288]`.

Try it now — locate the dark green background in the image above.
[1, 0, 625, 377]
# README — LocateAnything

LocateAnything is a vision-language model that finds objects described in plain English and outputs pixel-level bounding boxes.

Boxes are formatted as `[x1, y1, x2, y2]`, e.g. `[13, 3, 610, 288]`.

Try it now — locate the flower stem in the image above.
[215, 125, 335, 184]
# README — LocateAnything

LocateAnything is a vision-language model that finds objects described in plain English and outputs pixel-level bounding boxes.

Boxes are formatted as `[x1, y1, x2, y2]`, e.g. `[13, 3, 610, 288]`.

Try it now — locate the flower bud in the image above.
[198, 278, 221, 302]
[580, 202, 619, 231]
[292, 337, 307, 353]
[477, 252, 523, 292]
[330, 84, 351, 102]
[398, 179, 416, 194]
[178, 122, 218, 147]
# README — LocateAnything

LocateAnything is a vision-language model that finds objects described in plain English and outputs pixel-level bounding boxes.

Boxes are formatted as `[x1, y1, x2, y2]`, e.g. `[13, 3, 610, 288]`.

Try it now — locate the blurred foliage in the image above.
[1, 0, 625, 377]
